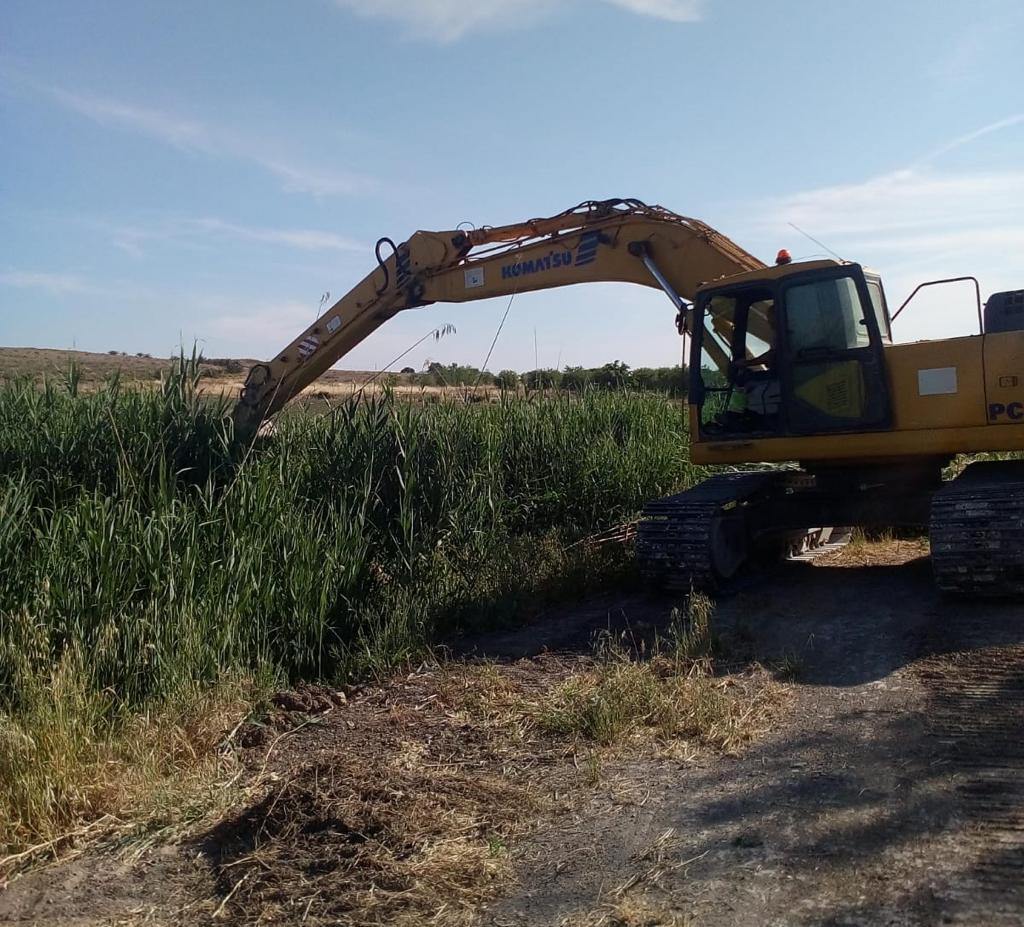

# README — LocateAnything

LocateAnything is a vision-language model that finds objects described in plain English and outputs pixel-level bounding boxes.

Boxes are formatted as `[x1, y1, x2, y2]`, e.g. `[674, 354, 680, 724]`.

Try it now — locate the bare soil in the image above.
[3, 540, 1024, 926]
[485, 541, 1024, 927]
[0, 346, 259, 386]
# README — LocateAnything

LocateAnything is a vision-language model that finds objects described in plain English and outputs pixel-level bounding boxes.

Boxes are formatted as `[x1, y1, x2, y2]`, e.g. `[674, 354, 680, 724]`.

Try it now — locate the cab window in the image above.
[866, 279, 891, 342]
[696, 288, 781, 434]
[785, 276, 870, 354]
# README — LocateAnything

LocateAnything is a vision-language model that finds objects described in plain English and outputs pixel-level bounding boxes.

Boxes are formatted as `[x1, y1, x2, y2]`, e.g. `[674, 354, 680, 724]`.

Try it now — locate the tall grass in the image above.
[0, 356, 703, 847]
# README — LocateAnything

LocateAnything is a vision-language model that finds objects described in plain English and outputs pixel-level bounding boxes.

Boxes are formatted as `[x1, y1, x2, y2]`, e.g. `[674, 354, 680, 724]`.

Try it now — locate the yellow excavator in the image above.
[233, 199, 1024, 596]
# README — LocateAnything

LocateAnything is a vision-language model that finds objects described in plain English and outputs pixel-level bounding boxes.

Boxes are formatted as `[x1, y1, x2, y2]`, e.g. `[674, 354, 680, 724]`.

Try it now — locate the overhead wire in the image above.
[348, 324, 457, 406]
[474, 291, 517, 389]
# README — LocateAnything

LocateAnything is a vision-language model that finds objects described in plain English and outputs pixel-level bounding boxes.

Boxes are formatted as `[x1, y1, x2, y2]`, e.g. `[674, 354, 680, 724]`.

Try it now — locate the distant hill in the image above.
[0, 346, 387, 388]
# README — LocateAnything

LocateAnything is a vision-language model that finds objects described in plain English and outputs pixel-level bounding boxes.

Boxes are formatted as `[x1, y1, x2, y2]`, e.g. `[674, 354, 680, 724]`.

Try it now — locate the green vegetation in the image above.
[0, 356, 703, 848]
[408, 360, 688, 396]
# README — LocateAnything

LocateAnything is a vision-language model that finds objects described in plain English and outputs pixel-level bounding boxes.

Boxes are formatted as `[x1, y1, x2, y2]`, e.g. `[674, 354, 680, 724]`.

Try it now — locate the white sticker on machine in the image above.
[918, 367, 958, 396]
[326, 316, 342, 334]
[464, 268, 485, 289]
[297, 335, 320, 360]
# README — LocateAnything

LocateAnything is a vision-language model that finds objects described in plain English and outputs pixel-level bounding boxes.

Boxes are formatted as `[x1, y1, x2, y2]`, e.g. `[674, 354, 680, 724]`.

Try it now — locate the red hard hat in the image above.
[775, 249, 792, 265]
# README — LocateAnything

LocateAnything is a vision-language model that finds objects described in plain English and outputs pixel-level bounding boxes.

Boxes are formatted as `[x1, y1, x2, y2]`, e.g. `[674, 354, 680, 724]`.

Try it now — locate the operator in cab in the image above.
[723, 300, 781, 430]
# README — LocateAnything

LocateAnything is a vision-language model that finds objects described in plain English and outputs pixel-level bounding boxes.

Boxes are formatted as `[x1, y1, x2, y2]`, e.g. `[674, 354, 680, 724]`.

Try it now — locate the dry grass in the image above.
[536, 658, 772, 751]
[0, 596, 784, 925]
[196, 597, 782, 925]
[205, 752, 529, 926]
[535, 595, 779, 752]
[563, 895, 694, 927]
[0, 665, 255, 874]
[201, 668, 556, 926]
[816, 533, 929, 569]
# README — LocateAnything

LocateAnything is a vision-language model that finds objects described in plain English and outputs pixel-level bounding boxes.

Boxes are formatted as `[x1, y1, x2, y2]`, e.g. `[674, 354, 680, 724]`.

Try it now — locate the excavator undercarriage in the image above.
[636, 459, 1024, 597]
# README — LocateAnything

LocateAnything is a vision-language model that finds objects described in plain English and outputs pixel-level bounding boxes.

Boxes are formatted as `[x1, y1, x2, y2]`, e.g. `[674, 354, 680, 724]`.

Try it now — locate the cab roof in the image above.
[697, 259, 845, 292]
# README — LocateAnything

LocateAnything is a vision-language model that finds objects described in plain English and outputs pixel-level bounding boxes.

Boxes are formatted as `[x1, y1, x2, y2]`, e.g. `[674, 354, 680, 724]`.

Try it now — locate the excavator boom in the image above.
[233, 199, 763, 435]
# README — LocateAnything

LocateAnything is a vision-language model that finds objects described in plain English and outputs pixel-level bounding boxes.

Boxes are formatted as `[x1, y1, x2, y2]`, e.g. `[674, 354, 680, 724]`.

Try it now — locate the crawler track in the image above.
[635, 471, 848, 592]
[930, 462, 1024, 597]
[917, 635, 1024, 925]
[635, 471, 778, 591]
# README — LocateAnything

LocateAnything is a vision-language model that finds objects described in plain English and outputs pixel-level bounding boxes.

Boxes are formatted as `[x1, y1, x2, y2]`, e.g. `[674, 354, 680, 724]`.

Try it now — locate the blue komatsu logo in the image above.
[574, 230, 600, 267]
[501, 249, 573, 280]
[500, 231, 603, 280]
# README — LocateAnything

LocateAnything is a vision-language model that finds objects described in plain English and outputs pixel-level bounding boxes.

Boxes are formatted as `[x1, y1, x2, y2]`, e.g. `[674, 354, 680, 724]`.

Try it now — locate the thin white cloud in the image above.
[257, 159, 369, 197]
[0, 270, 153, 300]
[759, 168, 1024, 243]
[90, 216, 363, 258]
[52, 88, 211, 151]
[46, 86, 373, 197]
[0, 271, 97, 295]
[604, 0, 702, 22]
[757, 114, 1024, 248]
[331, 0, 703, 41]
[331, 0, 538, 42]
[188, 218, 363, 253]
[859, 226, 1024, 259]
[916, 113, 1024, 167]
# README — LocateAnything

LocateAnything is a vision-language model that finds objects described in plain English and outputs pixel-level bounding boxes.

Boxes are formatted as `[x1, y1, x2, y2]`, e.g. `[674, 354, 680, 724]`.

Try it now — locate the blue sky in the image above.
[3, 0, 1023, 373]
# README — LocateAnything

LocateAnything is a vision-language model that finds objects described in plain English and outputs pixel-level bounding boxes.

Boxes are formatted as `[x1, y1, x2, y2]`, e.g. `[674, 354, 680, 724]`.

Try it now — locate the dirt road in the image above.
[483, 543, 1024, 926]
[3, 541, 1023, 925]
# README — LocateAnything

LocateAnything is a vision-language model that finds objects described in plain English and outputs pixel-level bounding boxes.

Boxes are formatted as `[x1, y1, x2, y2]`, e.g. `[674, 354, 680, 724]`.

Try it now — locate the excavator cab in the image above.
[691, 262, 892, 440]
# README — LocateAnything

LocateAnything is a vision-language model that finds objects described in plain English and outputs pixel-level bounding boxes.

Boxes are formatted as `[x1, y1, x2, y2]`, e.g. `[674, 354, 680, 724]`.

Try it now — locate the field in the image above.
[0, 346, 687, 405]
[0, 352, 703, 853]
[4, 350, 1024, 925]
[0, 346, 437, 402]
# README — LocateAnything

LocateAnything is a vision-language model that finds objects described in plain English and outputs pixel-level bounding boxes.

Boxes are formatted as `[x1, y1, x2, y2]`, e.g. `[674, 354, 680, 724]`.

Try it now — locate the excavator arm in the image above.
[233, 198, 765, 436]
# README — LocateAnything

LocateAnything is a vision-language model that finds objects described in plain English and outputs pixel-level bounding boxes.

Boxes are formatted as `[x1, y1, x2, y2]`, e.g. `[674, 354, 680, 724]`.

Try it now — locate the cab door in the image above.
[779, 266, 891, 434]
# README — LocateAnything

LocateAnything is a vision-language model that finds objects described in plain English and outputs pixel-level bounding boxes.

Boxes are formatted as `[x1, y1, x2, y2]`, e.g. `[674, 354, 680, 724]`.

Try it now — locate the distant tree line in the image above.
[395, 361, 687, 397]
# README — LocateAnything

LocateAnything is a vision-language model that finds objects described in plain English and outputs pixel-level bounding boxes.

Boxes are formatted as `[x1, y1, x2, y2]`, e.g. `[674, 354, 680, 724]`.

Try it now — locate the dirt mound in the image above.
[270, 682, 361, 714]
[203, 753, 528, 925]
[195, 661, 568, 925]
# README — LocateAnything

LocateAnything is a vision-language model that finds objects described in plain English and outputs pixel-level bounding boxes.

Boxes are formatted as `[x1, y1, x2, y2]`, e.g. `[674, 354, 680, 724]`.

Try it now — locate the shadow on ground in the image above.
[482, 545, 1024, 926]
[456, 548, 1024, 683]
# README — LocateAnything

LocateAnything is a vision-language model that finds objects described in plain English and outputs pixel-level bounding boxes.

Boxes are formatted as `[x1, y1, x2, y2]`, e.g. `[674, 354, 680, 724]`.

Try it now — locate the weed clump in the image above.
[537, 595, 776, 751]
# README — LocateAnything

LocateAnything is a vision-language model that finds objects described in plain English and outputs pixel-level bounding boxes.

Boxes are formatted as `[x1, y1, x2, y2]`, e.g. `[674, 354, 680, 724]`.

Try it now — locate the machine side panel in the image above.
[884, 337, 987, 430]
[983, 330, 1024, 426]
